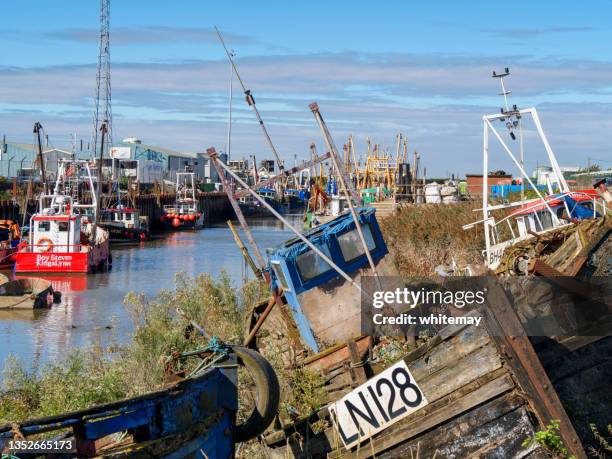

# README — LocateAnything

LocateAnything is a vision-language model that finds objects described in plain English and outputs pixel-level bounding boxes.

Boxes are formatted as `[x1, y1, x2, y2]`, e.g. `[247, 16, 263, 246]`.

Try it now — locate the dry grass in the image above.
[379, 201, 485, 276]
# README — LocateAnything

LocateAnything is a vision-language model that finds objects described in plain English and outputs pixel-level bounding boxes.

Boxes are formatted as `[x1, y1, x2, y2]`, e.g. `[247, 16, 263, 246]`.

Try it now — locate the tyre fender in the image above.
[232, 346, 280, 442]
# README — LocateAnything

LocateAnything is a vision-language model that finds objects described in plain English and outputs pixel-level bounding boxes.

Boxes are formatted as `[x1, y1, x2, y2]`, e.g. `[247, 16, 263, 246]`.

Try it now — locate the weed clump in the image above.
[380, 202, 484, 276]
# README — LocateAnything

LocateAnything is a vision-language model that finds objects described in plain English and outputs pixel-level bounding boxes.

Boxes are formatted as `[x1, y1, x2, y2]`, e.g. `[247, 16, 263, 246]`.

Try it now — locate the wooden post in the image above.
[484, 280, 587, 458]
[227, 219, 259, 278]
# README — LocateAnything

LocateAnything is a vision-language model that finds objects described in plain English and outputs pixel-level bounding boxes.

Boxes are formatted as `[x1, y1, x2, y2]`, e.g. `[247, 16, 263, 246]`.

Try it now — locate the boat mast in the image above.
[214, 26, 287, 180]
[493, 68, 525, 202]
[93, 121, 108, 242]
[33, 122, 47, 194]
[226, 49, 235, 162]
[309, 102, 382, 287]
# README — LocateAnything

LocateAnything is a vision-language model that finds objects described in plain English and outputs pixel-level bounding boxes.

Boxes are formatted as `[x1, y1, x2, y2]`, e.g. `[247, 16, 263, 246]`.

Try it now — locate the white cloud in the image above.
[1, 51, 611, 175]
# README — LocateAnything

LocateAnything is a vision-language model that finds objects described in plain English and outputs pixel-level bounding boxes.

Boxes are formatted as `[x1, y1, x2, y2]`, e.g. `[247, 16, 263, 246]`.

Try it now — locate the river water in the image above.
[0, 216, 300, 375]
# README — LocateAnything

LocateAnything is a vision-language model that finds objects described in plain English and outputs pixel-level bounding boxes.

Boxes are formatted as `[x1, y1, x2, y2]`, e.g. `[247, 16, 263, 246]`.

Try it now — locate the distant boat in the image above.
[161, 172, 204, 230]
[99, 206, 150, 242]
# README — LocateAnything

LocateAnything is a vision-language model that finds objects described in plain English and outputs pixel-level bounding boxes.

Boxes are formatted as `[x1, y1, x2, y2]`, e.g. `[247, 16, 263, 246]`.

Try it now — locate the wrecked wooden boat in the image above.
[463, 94, 611, 275]
[0, 345, 279, 458]
[0, 277, 57, 309]
[263, 277, 612, 458]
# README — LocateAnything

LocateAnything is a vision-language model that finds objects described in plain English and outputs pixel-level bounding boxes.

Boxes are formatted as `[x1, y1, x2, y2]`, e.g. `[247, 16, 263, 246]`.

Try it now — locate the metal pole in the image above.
[309, 103, 360, 203]
[484, 118, 559, 222]
[529, 108, 569, 192]
[227, 219, 259, 277]
[309, 103, 381, 285]
[519, 117, 525, 203]
[482, 120, 491, 262]
[211, 149, 366, 294]
[214, 26, 285, 175]
[208, 149, 266, 271]
[93, 121, 107, 242]
[33, 123, 46, 193]
[226, 49, 234, 161]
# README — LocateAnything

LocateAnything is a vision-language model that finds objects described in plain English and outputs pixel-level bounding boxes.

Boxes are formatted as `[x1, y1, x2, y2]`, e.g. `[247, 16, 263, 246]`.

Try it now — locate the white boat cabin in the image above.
[30, 195, 82, 254]
[103, 208, 142, 228]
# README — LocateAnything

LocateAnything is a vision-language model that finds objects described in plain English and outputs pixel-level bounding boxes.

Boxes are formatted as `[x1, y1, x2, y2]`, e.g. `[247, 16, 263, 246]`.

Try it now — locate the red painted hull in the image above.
[15, 252, 90, 273]
[14, 239, 110, 274]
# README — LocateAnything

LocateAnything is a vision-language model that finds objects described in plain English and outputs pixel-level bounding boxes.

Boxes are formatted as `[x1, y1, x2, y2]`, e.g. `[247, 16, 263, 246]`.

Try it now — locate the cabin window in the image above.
[38, 221, 50, 232]
[337, 223, 376, 263]
[556, 207, 565, 219]
[538, 211, 554, 231]
[58, 222, 69, 232]
[271, 261, 291, 292]
[296, 245, 332, 282]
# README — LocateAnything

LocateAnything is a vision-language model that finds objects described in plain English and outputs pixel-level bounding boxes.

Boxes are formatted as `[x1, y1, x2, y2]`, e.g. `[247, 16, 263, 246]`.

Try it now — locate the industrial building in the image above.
[0, 137, 226, 185]
[0, 142, 73, 182]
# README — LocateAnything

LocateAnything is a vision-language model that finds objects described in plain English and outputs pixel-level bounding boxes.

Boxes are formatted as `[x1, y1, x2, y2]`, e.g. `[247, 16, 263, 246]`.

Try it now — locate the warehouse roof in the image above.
[119, 141, 197, 159]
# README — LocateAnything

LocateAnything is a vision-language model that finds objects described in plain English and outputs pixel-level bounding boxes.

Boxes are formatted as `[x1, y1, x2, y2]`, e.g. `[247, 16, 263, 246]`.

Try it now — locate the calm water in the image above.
[0, 216, 300, 374]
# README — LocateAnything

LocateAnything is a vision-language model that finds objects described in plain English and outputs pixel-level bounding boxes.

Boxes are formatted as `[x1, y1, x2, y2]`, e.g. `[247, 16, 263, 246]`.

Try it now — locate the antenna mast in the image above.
[492, 67, 520, 140]
[91, 0, 113, 160]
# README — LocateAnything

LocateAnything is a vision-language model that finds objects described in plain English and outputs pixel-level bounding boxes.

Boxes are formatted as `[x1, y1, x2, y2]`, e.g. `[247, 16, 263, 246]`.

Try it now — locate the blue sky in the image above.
[1, 0, 611, 176]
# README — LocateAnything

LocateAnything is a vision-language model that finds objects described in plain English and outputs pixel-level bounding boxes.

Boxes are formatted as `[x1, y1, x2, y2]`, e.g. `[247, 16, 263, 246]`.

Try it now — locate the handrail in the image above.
[21, 243, 86, 253]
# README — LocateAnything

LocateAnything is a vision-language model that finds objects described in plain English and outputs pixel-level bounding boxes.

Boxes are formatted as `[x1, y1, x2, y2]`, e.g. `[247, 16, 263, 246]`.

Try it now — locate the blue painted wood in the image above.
[164, 411, 235, 459]
[269, 208, 388, 294]
[83, 405, 155, 439]
[268, 208, 389, 352]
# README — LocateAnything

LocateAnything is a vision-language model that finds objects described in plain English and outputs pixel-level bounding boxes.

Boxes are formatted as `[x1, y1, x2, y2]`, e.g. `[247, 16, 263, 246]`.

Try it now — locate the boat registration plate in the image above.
[329, 359, 428, 449]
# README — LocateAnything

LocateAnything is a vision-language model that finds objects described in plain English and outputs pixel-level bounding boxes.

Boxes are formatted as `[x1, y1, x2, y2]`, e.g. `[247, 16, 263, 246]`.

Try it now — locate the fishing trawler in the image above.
[14, 160, 110, 274]
[99, 206, 150, 242]
[160, 172, 204, 230]
[14, 194, 110, 273]
[99, 177, 150, 241]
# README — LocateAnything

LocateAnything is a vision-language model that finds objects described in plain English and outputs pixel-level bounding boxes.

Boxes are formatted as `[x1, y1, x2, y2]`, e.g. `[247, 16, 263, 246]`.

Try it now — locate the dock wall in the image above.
[0, 192, 233, 232]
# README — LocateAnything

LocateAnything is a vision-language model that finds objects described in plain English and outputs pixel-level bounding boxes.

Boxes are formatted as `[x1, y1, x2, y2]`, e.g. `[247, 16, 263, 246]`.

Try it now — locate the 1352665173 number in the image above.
[7, 439, 74, 454]
[328, 360, 428, 449]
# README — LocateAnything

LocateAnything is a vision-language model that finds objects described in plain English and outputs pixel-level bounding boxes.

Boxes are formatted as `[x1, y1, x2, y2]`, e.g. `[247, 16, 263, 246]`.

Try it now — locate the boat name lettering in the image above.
[36, 254, 73, 268]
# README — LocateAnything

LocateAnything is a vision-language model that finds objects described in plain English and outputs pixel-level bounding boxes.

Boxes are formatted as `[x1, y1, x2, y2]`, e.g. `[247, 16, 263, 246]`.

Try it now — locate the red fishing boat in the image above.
[15, 194, 110, 274]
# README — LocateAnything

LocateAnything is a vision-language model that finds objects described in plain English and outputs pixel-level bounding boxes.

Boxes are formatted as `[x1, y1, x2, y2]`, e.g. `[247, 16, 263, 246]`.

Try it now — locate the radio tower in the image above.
[91, 0, 113, 158]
